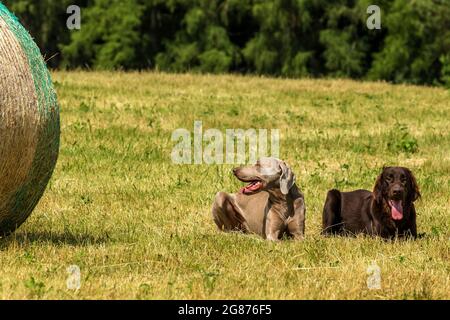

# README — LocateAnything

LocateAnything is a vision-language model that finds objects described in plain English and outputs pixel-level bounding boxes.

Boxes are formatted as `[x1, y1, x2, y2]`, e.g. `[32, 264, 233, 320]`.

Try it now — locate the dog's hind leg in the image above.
[322, 189, 343, 235]
[212, 192, 249, 233]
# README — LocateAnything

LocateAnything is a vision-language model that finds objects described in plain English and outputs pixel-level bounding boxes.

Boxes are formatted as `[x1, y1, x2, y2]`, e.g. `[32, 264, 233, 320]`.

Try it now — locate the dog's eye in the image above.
[400, 175, 407, 184]
[386, 174, 394, 181]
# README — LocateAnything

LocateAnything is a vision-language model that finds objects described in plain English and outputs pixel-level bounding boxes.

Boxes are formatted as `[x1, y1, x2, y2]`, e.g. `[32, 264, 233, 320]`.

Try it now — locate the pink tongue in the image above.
[389, 200, 403, 220]
[241, 182, 260, 194]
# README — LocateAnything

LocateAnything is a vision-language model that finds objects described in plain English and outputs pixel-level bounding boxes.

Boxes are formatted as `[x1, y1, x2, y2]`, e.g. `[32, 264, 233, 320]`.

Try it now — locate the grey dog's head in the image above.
[233, 157, 296, 195]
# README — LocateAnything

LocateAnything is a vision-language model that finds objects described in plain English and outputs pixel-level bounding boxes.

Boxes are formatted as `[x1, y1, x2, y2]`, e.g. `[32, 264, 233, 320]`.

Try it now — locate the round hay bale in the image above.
[0, 4, 60, 235]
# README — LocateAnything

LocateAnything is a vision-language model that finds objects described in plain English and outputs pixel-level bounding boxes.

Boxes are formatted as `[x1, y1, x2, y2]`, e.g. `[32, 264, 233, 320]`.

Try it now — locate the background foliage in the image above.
[3, 0, 450, 85]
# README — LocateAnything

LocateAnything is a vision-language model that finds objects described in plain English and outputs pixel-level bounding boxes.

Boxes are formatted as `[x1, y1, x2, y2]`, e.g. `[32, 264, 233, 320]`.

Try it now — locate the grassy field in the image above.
[0, 71, 449, 299]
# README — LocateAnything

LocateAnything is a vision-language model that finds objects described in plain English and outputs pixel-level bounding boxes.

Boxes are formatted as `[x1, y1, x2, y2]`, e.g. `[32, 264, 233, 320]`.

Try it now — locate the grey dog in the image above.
[212, 157, 305, 241]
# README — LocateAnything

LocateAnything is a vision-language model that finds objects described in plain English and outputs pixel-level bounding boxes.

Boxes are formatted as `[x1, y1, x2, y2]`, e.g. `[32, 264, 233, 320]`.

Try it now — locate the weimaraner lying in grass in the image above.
[212, 157, 305, 241]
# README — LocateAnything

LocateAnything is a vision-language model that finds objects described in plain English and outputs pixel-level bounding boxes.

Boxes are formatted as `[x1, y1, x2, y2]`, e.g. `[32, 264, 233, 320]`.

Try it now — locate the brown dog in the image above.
[212, 157, 305, 241]
[322, 167, 420, 238]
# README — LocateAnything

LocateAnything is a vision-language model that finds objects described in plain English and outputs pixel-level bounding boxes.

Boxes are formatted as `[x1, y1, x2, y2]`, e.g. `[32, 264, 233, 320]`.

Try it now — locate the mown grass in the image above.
[0, 71, 448, 299]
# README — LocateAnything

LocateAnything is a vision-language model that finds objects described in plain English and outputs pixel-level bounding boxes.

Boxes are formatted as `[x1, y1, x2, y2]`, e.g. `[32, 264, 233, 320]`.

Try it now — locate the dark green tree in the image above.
[3, 0, 450, 85]
[155, 0, 249, 73]
[61, 0, 144, 69]
[242, 0, 328, 77]
[3, 0, 79, 68]
[368, 0, 450, 85]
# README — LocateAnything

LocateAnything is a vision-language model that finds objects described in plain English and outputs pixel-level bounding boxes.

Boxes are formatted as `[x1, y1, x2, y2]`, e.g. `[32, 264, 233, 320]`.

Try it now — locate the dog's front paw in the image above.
[266, 234, 280, 241]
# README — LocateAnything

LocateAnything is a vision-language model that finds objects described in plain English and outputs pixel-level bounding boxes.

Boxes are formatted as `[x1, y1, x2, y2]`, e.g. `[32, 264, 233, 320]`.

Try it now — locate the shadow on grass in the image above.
[0, 230, 110, 249]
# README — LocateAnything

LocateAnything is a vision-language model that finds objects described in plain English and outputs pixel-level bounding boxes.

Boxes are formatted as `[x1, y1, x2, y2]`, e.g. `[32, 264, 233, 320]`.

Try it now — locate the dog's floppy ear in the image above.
[405, 168, 421, 202]
[279, 161, 295, 195]
[373, 168, 385, 205]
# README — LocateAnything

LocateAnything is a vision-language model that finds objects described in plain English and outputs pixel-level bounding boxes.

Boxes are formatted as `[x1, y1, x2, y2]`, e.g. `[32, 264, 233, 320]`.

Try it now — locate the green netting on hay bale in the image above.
[0, 3, 60, 235]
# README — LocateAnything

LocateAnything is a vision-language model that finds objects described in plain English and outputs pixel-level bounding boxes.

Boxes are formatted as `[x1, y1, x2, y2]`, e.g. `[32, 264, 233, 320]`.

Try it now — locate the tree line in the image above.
[3, 0, 450, 86]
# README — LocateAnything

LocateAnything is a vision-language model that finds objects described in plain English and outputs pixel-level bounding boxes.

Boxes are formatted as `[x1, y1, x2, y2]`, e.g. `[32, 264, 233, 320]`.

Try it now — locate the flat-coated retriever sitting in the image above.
[322, 167, 420, 238]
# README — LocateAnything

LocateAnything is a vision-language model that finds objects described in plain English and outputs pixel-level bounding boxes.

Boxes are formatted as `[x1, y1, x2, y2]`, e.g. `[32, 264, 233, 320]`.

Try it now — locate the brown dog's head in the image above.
[373, 167, 420, 220]
[233, 157, 295, 195]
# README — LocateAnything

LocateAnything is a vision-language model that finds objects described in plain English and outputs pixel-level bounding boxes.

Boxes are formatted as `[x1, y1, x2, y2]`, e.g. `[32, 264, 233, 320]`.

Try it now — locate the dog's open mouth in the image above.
[240, 180, 263, 194]
[388, 200, 403, 220]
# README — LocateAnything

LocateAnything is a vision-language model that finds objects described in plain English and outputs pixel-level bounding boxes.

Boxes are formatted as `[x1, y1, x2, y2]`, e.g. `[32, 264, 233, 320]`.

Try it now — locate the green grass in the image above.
[0, 71, 449, 299]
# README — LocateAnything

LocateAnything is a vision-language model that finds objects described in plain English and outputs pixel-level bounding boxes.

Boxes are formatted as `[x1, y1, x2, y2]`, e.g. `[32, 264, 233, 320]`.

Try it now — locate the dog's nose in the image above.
[392, 186, 403, 196]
